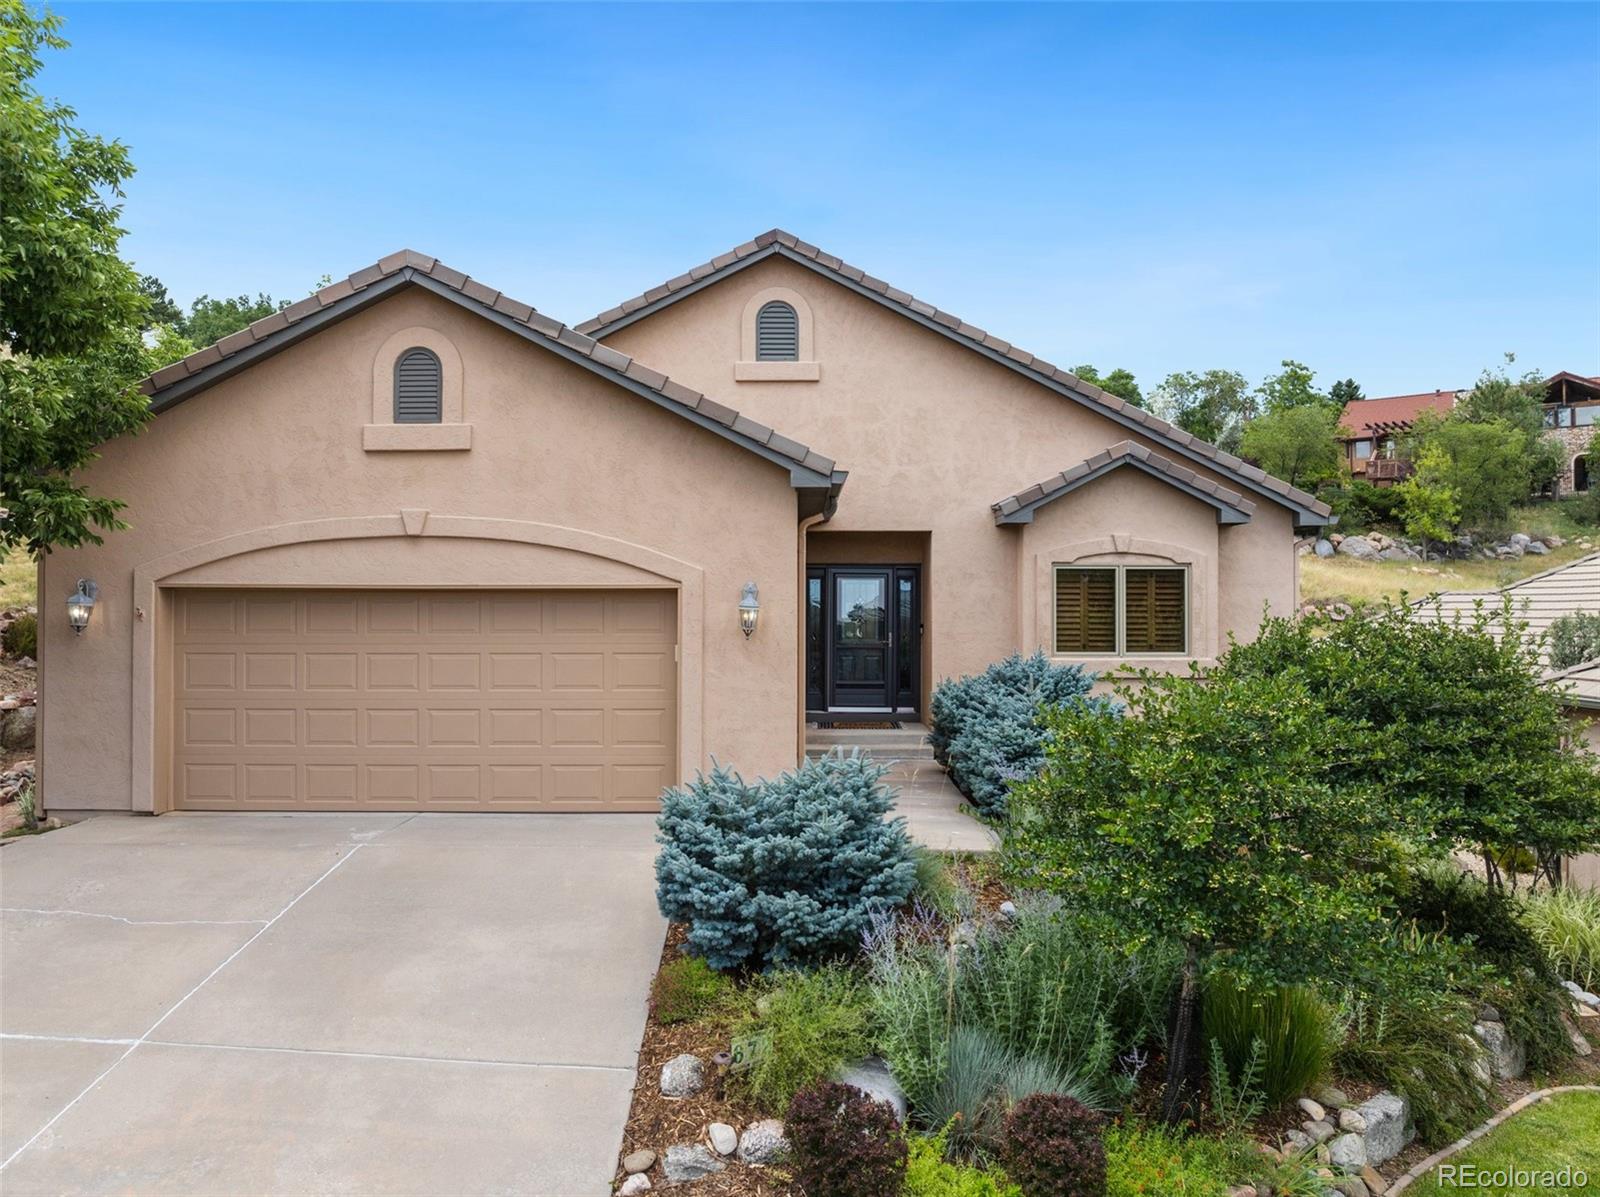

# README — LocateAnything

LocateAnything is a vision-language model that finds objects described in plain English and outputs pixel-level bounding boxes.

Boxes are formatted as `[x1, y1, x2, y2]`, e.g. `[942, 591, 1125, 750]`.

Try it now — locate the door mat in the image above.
[811, 721, 901, 730]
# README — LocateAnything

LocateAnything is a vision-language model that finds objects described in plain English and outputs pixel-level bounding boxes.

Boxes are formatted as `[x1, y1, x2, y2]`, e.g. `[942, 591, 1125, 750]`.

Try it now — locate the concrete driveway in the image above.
[0, 812, 665, 1196]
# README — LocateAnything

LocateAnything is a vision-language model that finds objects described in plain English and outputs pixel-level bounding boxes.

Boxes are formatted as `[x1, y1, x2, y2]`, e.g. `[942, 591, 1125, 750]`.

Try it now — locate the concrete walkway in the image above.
[882, 760, 999, 854]
[0, 812, 665, 1196]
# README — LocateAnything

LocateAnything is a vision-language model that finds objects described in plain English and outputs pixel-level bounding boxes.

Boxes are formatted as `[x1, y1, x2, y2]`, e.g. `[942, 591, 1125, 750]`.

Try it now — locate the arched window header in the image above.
[755, 301, 799, 362]
[736, 287, 819, 381]
[394, 347, 443, 424]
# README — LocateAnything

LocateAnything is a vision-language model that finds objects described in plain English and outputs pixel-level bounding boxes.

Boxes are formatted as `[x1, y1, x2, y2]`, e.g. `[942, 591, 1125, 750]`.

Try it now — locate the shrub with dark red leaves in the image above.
[785, 1080, 906, 1197]
[1000, 1093, 1107, 1197]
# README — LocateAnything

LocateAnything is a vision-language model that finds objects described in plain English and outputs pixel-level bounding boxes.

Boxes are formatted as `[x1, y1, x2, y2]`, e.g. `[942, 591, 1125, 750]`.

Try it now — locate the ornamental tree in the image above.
[1, 2, 153, 553]
[1223, 602, 1600, 887]
[1008, 668, 1390, 1122]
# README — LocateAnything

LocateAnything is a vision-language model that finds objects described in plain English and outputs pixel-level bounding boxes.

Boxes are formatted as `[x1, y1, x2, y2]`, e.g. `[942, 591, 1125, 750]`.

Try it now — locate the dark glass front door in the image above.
[806, 565, 920, 713]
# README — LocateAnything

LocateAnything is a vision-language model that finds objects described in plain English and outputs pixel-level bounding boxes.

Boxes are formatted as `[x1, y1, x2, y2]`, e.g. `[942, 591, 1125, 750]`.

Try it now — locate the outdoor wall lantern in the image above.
[739, 582, 760, 638]
[66, 578, 98, 634]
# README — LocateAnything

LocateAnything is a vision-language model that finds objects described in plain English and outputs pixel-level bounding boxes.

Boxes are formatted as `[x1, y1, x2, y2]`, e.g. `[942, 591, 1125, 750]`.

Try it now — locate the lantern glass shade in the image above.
[67, 579, 97, 633]
[738, 582, 760, 638]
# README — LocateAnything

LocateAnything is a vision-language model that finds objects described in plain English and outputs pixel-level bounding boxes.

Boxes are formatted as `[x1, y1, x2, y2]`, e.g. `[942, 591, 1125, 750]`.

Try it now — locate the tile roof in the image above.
[1545, 657, 1600, 711]
[138, 250, 844, 497]
[1338, 390, 1460, 439]
[992, 440, 1256, 525]
[578, 229, 1331, 527]
[1416, 551, 1600, 666]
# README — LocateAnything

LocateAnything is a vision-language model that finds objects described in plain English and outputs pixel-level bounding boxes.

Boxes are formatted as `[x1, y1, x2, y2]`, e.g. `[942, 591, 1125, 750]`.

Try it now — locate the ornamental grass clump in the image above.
[786, 1080, 907, 1197]
[1201, 971, 1337, 1107]
[927, 652, 1098, 820]
[1521, 884, 1600, 991]
[655, 749, 916, 970]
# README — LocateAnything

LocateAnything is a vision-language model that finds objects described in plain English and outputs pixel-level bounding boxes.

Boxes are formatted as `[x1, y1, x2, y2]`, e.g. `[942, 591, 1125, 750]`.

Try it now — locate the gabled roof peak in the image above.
[579, 229, 1330, 527]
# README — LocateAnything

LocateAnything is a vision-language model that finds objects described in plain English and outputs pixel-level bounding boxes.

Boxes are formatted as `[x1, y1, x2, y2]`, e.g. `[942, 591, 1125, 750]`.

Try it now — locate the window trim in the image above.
[1053, 563, 1188, 656]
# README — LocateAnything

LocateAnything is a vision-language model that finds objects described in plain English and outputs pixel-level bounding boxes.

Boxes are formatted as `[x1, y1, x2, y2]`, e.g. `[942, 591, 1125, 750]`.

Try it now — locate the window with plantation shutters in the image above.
[393, 347, 443, 423]
[755, 301, 799, 361]
[1123, 568, 1186, 653]
[1055, 568, 1116, 654]
[1054, 565, 1187, 655]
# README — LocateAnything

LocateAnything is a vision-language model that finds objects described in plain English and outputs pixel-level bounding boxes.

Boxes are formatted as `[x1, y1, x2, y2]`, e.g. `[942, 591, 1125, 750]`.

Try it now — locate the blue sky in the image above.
[46, 2, 1600, 397]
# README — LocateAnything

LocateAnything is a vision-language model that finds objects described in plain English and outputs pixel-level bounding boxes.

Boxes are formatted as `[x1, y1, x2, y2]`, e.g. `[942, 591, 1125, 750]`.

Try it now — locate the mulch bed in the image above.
[617, 924, 799, 1194]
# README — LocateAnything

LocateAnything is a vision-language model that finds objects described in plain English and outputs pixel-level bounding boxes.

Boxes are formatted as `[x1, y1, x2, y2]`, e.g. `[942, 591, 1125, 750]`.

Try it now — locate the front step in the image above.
[804, 722, 935, 761]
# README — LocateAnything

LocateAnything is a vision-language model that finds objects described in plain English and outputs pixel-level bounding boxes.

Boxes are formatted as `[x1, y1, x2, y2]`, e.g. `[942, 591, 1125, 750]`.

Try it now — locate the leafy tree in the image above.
[176, 292, 287, 348]
[1072, 364, 1143, 408]
[1392, 443, 1460, 557]
[1406, 413, 1535, 529]
[1329, 378, 1365, 408]
[1255, 359, 1329, 415]
[137, 274, 182, 328]
[1238, 403, 1342, 489]
[1009, 668, 1389, 1122]
[1454, 356, 1565, 494]
[1222, 603, 1600, 890]
[1151, 369, 1255, 454]
[1, 1, 154, 553]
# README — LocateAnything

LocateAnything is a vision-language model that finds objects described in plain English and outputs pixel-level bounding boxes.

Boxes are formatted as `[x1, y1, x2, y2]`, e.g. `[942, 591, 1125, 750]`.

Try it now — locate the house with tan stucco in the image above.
[37, 230, 1331, 818]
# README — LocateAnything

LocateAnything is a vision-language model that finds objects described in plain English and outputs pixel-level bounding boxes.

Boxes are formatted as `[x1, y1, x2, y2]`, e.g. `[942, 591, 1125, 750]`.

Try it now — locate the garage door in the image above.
[170, 589, 677, 812]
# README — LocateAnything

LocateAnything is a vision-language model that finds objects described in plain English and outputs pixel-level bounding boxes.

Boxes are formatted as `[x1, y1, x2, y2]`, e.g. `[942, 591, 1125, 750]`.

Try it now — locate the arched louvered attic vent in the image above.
[755, 301, 799, 361]
[394, 347, 443, 423]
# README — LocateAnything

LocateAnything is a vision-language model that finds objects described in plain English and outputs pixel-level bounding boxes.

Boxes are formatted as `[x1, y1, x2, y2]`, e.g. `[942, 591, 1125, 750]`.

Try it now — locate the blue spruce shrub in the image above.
[928, 652, 1097, 820]
[656, 750, 918, 970]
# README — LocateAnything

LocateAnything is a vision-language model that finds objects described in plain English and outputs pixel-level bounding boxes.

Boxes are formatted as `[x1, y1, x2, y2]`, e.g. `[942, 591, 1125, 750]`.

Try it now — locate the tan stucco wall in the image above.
[604, 256, 1300, 694]
[41, 287, 803, 812]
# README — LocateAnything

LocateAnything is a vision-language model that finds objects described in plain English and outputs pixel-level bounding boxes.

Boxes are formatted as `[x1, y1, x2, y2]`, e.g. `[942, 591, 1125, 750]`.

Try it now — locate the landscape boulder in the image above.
[662, 1144, 724, 1184]
[1355, 1093, 1412, 1165]
[1336, 536, 1379, 560]
[1473, 1019, 1526, 1079]
[834, 1057, 907, 1123]
[737, 1119, 788, 1165]
[660, 1054, 704, 1097]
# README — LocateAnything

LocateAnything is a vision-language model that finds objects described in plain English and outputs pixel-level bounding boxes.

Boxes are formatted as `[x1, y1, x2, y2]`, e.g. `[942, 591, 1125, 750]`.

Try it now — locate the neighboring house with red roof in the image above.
[1339, 373, 1599, 493]
[1336, 389, 1459, 484]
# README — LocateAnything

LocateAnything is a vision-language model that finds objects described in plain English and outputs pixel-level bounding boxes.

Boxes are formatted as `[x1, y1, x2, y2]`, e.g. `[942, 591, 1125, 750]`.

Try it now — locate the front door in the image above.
[806, 566, 920, 714]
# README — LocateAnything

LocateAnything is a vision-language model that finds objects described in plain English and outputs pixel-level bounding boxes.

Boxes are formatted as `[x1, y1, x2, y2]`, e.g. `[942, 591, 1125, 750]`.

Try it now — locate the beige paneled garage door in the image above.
[170, 589, 677, 812]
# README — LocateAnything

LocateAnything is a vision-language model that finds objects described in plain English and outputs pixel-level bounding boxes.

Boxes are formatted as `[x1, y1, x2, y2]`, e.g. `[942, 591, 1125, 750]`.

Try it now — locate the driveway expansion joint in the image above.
[0, 844, 367, 1173]
[1, 907, 270, 927]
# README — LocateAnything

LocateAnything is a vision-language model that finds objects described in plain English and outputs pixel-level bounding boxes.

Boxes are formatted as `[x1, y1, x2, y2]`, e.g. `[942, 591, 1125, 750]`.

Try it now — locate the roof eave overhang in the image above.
[145, 268, 838, 495]
[586, 242, 1331, 526]
[993, 456, 1256, 527]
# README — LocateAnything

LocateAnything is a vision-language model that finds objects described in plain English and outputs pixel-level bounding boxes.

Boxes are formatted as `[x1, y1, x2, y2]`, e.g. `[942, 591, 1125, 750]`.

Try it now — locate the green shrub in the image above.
[1390, 865, 1573, 1073]
[1202, 972, 1336, 1106]
[1522, 885, 1600, 990]
[655, 750, 916, 970]
[928, 652, 1099, 820]
[1334, 930, 1492, 1144]
[786, 1079, 906, 1197]
[1549, 611, 1600, 671]
[1000, 1093, 1106, 1197]
[1104, 1123, 1233, 1197]
[1, 612, 36, 659]
[729, 964, 872, 1114]
[650, 955, 728, 1025]
[905, 1125, 1023, 1197]
[1318, 478, 1404, 532]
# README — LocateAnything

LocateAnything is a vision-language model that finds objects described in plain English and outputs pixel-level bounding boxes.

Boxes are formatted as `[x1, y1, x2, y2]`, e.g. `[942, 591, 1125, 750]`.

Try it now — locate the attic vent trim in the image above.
[394, 347, 443, 423]
[755, 301, 799, 361]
